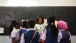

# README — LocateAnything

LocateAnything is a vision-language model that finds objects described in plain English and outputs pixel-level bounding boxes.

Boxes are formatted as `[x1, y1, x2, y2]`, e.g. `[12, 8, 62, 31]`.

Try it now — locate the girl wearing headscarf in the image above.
[57, 20, 71, 43]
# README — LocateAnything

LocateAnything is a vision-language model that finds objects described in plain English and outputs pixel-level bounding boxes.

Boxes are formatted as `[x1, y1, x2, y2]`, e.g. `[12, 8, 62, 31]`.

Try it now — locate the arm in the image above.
[20, 33, 25, 43]
[68, 40, 71, 43]
[58, 31, 62, 43]
[11, 32, 21, 43]
[40, 29, 46, 43]
[12, 37, 15, 43]
[68, 32, 71, 43]
[12, 37, 21, 43]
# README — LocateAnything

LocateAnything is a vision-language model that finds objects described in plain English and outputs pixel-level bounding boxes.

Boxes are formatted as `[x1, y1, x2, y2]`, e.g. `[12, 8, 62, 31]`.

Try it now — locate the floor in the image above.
[0, 36, 76, 43]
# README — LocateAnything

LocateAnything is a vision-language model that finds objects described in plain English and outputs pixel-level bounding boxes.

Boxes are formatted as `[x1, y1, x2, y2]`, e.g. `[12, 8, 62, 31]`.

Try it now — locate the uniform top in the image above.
[10, 28, 20, 43]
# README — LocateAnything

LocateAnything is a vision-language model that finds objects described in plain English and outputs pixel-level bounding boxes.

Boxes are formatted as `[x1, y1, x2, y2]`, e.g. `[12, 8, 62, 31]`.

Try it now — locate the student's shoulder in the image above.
[24, 30, 30, 35]
[36, 31, 39, 33]
[24, 31, 28, 36]
[21, 29, 27, 31]
[35, 24, 40, 26]
[67, 31, 71, 35]
[36, 31, 40, 36]
[42, 23, 45, 26]
[11, 29, 17, 34]
[58, 31, 62, 37]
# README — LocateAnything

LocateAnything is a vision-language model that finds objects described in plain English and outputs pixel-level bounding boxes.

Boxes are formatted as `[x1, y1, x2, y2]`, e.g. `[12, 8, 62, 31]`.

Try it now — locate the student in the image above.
[20, 19, 40, 43]
[41, 16, 58, 43]
[10, 22, 21, 43]
[34, 16, 46, 35]
[9, 20, 17, 36]
[19, 20, 28, 36]
[57, 20, 71, 43]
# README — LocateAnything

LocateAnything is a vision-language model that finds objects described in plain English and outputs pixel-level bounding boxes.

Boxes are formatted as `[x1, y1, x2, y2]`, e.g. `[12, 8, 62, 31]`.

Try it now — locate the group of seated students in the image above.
[9, 16, 71, 43]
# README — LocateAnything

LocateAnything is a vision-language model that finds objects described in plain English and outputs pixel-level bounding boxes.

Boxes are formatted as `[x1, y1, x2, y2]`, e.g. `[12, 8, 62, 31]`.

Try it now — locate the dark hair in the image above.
[47, 16, 58, 36]
[9, 20, 17, 36]
[22, 21, 28, 28]
[36, 16, 44, 24]
[14, 22, 20, 27]
[28, 19, 35, 28]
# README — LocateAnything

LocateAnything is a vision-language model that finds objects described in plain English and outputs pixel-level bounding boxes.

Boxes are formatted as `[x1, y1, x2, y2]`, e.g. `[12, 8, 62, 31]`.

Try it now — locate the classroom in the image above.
[0, 0, 76, 43]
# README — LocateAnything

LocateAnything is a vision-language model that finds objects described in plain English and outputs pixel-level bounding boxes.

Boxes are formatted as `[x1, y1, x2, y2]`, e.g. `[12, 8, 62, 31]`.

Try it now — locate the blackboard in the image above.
[0, 6, 76, 35]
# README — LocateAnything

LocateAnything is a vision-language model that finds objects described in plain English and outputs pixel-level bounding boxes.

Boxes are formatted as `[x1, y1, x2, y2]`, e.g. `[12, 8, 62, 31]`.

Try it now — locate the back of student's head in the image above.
[9, 20, 17, 36]
[22, 21, 28, 28]
[47, 16, 55, 24]
[28, 19, 35, 28]
[47, 15, 58, 36]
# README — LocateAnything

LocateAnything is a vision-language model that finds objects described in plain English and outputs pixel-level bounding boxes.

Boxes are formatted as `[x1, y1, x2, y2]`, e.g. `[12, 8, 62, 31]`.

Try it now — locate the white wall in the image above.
[0, 0, 76, 6]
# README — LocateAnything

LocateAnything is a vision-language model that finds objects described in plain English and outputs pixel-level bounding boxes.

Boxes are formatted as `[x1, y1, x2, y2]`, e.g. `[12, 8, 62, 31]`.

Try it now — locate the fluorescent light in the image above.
[6, 0, 37, 6]
[7, 0, 36, 1]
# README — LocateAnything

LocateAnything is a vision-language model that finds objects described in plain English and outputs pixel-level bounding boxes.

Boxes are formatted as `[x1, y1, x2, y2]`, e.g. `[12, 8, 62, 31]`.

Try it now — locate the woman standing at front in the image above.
[41, 16, 58, 43]
[34, 16, 46, 35]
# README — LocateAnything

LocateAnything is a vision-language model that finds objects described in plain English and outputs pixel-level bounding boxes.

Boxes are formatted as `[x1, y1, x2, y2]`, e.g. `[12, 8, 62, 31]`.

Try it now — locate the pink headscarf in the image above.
[57, 20, 68, 30]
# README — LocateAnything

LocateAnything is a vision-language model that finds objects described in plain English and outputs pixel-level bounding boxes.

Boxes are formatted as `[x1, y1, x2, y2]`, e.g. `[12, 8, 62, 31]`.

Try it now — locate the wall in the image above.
[0, 0, 76, 43]
[0, 0, 76, 6]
